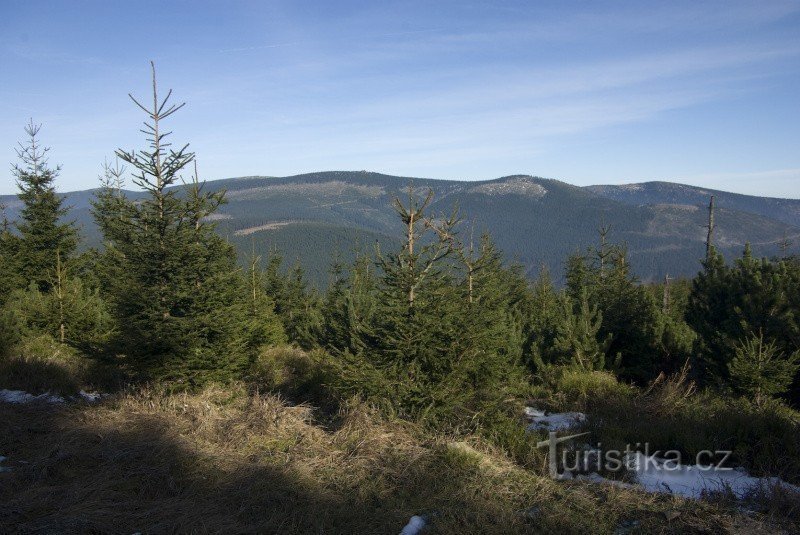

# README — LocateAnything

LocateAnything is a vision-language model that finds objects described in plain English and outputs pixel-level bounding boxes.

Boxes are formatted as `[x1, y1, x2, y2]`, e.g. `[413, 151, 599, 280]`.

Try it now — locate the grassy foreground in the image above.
[0, 382, 794, 534]
[1, 345, 799, 533]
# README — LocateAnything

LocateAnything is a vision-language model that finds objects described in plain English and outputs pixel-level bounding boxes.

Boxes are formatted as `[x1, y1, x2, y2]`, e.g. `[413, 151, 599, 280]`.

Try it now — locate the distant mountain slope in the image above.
[2, 172, 798, 287]
[586, 181, 800, 228]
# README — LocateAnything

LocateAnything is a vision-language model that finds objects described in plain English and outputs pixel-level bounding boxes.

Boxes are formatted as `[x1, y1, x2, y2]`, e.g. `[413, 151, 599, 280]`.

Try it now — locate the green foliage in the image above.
[321, 254, 378, 355]
[551, 367, 634, 402]
[0, 211, 21, 305]
[687, 245, 800, 388]
[0, 277, 115, 355]
[10, 121, 78, 291]
[549, 291, 613, 371]
[243, 249, 287, 350]
[729, 332, 800, 405]
[91, 65, 272, 384]
[320, 188, 532, 429]
[562, 232, 686, 382]
[263, 255, 322, 349]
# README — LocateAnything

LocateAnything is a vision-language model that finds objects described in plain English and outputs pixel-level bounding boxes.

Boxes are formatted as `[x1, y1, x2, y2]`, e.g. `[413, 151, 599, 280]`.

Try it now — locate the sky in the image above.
[1, 0, 799, 197]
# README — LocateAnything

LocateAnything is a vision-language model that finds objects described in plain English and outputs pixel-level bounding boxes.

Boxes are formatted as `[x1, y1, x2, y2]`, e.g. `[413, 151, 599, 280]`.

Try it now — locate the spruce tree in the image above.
[728, 332, 800, 405]
[92, 63, 261, 382]
[0, 272, 115, 355]
[523, 265, 561, 371]
[548, 290, 613, 371]
[264, 259, 322, 350]
[11, 121, 77, 291]
[326, 188, 532, 426]
[563, 231, 666, 382]
[321, 254, 377, 355]
[243, 244, 286, 349]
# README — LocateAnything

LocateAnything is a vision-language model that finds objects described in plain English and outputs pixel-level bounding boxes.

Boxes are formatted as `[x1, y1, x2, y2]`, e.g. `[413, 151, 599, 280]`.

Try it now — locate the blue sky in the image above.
[1, 0, 799, 197]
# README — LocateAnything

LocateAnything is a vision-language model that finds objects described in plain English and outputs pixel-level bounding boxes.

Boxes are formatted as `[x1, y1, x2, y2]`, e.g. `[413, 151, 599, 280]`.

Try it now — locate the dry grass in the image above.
[0, 335, 125, 396]
[0, 383, 788, 534]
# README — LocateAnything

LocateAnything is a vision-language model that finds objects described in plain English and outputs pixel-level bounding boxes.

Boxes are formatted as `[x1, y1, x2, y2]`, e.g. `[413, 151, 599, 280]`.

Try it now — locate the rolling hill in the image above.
[2, 172, 798, 287]
[587, 181, 800, 228]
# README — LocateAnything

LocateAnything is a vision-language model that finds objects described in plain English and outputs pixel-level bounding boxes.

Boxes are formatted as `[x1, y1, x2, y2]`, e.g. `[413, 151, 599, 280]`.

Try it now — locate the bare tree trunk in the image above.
[778, 231, 793, 258]
[55, 249, 66, 343]
[705, 196, 715, 263]
[408, 207, 415, 306]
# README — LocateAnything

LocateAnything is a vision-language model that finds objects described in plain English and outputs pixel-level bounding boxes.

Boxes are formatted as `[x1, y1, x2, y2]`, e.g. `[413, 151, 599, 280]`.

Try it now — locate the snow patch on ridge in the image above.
[471, 177, 547, 198]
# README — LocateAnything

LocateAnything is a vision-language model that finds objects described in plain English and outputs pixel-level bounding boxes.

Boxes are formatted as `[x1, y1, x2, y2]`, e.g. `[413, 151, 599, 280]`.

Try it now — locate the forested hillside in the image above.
[2, 172, 797, 287]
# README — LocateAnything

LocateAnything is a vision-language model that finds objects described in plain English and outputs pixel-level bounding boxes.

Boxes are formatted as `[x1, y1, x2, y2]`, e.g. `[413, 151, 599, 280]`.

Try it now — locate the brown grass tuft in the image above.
[0, 383, 793, 533]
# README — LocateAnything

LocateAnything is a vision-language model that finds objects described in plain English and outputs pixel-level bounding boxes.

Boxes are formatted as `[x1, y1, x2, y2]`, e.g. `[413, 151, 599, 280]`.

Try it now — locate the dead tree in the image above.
[387, 185, 459, 307]
[53, 249, 67, 343]
[597, 222, 613, 275]
[778, 231, 793, 258]
[705, 195, 715, 263]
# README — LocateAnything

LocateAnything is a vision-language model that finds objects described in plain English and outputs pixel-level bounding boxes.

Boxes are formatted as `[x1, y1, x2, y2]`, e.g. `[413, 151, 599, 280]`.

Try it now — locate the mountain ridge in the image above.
[2, 172, 798, 286]
[587, 181, 800, 228]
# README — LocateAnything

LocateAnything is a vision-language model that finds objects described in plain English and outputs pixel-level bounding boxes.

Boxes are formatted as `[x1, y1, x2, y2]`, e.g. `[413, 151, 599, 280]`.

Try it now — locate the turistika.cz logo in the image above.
[536, 431, 733, 480]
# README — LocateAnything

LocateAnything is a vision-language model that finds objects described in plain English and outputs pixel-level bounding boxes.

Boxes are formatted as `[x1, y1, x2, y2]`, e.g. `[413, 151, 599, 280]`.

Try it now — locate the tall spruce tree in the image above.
[11, 121, 77, 291]
[92, 63, 261, 382]
[325, 188, 531, 426]
[263, 257, 322, 350]
[243, 243, 286, 349]
[523, 265, 561, 371]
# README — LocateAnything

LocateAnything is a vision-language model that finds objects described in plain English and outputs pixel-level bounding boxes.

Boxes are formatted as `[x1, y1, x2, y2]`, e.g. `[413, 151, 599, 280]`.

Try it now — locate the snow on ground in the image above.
[0, 388, 107, 405]
[523, 406, 799, 500]
[572, 453, 800, 500]
[78, 390, 105, 402]
[399, 515, 426, 535]
[0, 389, 65, 404]
[627, 452, 800, 499]
[524, 407, 586, 431]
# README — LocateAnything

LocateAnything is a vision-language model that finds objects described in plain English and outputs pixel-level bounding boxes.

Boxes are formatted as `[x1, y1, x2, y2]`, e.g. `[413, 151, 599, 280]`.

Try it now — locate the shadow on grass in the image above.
[0, 395, 538, 534]
[0, 353, 128, 397]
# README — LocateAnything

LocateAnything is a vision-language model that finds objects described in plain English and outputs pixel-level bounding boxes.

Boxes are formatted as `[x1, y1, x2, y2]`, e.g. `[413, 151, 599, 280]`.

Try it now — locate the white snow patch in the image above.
[0, 389, 65, 404]
[470, 177, 547, 198]
[525, 408, 586, 431]
[523, 407, 545, 418]
[0, 388, 107, 405]
[574, 453, 800, 500]
[399, 515, 426, 535]
[628, 452, 800, 499]
[78, 390, 105, 403]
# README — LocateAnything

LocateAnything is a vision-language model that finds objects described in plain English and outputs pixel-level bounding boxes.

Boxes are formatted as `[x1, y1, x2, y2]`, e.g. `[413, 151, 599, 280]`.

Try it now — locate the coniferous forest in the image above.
[2, 68, 800, 534]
